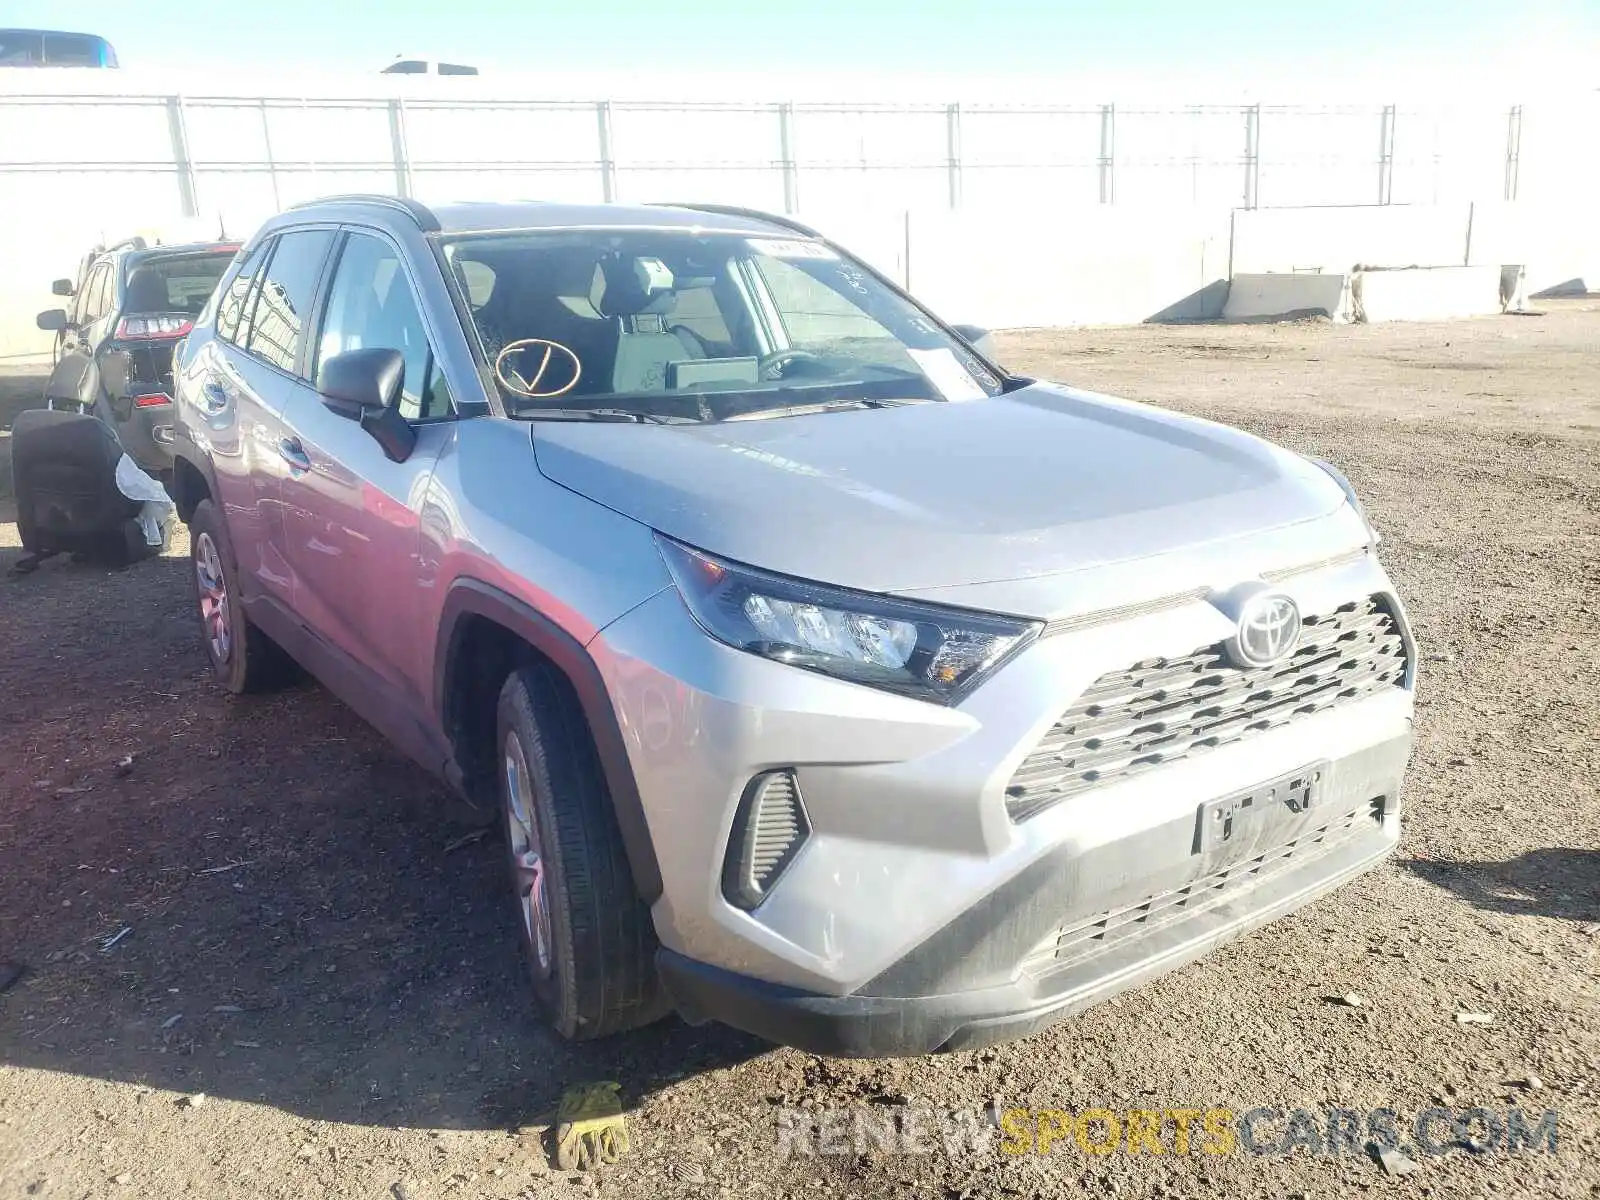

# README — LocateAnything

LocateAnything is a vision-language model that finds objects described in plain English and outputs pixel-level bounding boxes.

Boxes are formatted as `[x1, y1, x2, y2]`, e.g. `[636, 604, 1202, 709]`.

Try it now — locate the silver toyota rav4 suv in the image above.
[171, 195, 1415, 1056]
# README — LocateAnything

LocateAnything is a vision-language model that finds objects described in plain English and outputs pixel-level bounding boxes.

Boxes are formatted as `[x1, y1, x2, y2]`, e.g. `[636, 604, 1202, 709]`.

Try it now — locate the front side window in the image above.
[241, 229, 334, 374]
[441, 229, 1000, 422]
[316, 232, 449, 421]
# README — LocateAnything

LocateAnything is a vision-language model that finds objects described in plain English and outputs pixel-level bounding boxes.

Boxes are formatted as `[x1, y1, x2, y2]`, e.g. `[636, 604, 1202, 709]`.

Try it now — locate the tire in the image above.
[188, 498, 295, 694]
[497, 661, 666, 1040]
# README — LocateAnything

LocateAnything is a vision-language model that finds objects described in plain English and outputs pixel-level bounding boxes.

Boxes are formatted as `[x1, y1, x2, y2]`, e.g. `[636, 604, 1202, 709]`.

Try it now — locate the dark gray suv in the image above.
[170, 195, 1415, 1056]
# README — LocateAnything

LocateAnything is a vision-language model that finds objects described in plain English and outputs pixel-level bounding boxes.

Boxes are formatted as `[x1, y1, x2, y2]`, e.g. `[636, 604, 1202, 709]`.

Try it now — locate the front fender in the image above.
[433, 577, 665, 904]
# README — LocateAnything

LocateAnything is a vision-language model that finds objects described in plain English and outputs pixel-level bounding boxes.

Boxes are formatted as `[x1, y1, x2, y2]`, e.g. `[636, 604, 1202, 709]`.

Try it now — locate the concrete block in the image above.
[1222, 273, 1352, 322]
[1350, 266, 1503, 322]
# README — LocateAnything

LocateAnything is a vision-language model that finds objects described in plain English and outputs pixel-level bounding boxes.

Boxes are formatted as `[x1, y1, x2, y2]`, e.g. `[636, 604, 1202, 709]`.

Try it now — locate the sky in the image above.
[1, 0, 1596, 100]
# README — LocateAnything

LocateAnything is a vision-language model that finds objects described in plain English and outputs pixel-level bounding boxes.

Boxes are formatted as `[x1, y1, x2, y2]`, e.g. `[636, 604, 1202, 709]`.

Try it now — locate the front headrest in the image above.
[595, 255, 675, 318]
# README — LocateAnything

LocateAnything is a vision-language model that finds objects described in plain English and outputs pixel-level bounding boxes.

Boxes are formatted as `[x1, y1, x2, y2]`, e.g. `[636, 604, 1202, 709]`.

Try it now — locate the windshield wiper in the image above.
[725, 397, 914, 422]
[512, 406, 695, 424]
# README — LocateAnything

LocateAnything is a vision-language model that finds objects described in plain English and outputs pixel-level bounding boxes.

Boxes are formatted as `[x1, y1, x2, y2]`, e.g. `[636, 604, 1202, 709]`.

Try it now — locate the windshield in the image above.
[124, 251, 235, 316]
[441, 229, 1001, 421]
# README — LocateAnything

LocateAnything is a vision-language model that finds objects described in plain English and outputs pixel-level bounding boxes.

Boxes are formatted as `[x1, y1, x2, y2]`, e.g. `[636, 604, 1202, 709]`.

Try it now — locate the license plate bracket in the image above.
[1194, 764, 1326, 855]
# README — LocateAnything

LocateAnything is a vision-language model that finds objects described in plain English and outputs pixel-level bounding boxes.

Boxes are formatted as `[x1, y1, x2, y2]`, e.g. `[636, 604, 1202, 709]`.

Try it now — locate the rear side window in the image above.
[240, 229, 334, 375]
[216, 244, 266, 343]
[77, 264, 113, 324]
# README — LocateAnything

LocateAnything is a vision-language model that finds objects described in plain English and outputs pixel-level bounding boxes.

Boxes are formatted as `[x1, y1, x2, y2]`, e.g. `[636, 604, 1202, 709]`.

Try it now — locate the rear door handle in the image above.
[201, 380, 229, 413]
[278, 436, 312, 474]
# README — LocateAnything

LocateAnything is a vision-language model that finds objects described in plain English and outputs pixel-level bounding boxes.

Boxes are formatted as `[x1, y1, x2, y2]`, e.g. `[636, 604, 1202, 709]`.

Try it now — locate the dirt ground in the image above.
[2, 302, 1598, 1200]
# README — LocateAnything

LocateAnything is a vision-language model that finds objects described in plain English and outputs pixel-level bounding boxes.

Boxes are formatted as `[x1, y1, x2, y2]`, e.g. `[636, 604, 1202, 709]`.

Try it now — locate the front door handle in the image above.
[278, 436, 312, 474]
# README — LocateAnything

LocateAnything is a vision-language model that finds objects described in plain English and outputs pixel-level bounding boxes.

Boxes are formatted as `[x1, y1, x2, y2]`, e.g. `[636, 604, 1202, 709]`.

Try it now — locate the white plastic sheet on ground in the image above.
[114, 454, 175, 547]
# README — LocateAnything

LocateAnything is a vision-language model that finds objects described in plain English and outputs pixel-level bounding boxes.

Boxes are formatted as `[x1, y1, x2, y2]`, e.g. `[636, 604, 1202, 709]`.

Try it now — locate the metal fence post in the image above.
[1098, 103, 1115, 204]
[778, 103, 799, 213]
[945, 103, 963, 209]
[259, 100, 281, 212]
[1242, 103, 1260, 209]
[1377, 104, 1395, 204]
[596, 101, 618, 202]
[387, 98, 414, 198]
[1503, 105, 1522, 201]
[165, 95, 200, 218]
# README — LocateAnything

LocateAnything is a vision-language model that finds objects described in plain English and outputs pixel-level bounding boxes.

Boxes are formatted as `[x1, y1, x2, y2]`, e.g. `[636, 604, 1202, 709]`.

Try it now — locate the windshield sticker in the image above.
[749, 238, 839, 261]
[908, 348, 988, 403]
[836, 264, 871, 295]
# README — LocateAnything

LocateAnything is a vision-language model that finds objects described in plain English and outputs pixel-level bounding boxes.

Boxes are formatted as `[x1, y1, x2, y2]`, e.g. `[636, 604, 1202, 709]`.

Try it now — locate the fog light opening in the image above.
[722, 769, 811, 911]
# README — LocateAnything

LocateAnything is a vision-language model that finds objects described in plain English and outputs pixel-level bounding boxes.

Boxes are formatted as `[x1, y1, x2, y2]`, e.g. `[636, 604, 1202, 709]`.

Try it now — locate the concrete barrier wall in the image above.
[902, 205, 1231, 329]
[2, 197, 1594, 362]
[1231, 203, 1475, 274]
[2, 85, 1596, 355]
[1468, 200, 1600, 297]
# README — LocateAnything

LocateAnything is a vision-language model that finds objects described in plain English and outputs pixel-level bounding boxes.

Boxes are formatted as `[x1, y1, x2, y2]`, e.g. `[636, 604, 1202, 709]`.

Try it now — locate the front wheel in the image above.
[497, 662, 666, 1039]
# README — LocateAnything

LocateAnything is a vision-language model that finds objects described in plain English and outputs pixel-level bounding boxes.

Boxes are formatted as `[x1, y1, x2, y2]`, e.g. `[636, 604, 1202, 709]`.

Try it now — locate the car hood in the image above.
[529, 382, 1353, 606]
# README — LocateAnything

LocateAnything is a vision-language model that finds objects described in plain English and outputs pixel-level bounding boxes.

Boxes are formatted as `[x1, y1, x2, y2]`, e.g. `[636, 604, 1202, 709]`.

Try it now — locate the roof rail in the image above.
[286, 194, 441, 233]
[653, 203, 821, 239]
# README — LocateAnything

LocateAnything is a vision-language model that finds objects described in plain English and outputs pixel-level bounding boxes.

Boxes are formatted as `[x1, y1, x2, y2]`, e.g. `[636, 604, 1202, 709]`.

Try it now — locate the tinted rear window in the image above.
[124, 253, 234, 316]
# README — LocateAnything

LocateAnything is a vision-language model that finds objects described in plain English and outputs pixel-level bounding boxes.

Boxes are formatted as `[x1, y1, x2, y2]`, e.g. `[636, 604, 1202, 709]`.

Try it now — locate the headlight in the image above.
[1308, 457, 1381, 546]
[657, 537, 1041, 704]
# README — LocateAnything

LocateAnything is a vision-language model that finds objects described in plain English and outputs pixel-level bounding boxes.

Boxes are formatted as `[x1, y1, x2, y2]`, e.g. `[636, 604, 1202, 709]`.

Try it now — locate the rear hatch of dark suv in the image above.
[106, 245, 236, 468]
[114, 246, 238, 397]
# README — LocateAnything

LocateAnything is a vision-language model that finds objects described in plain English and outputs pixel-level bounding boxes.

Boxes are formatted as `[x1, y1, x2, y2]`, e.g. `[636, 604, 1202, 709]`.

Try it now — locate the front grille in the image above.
[1021, 797, 1386, 975]
[1006, 596, 1407, 821]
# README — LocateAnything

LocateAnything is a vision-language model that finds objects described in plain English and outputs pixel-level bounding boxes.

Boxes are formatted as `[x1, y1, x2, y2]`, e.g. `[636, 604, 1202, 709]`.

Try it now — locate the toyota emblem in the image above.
[1227, 591, 1302, 669]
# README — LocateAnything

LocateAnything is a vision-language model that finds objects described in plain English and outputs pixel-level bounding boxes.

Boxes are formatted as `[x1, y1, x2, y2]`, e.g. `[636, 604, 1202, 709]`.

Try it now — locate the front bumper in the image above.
[659, 733, 1405, 1056]
[592, 550, 1414, 1053]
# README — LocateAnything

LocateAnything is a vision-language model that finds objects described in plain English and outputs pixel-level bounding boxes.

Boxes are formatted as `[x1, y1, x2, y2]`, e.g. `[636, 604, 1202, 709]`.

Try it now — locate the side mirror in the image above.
[319, 347, 405, 418]
[361, 402, 419, 464]
[950, 323, 998, 359]
[52, 278, 76, 297]
[318, 347, 416, 463]
[36, 308, 68, 332]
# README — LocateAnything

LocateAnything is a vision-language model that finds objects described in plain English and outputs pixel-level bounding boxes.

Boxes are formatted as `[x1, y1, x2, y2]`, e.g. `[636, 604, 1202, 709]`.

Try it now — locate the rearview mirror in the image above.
[52, 278, 75, 297]
[36, 308, 68, 332]
[318, 347, 415, 463]
[950, 323, 998, 359]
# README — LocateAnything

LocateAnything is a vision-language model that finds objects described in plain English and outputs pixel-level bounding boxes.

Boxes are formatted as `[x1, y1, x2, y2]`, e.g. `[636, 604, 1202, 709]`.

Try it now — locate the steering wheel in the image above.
[494, 337, 583, 400]
[758, 348, 823, 381]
